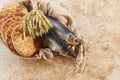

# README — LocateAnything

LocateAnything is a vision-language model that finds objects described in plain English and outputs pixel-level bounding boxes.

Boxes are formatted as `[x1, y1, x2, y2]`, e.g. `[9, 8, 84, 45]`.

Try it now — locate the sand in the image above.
[0, 0, 120, 80]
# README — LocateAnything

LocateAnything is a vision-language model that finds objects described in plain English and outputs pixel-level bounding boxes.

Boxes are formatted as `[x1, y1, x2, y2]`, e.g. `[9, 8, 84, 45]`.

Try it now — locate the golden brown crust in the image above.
[0, 3, 28, 25]
[0, 3, 43, 57]
[1, 13, 24, 41]
[5, 22, 21, 55]
[1, 13, 24, 55]
[0, 4, 28, 37]
[11, 23, 43, 57]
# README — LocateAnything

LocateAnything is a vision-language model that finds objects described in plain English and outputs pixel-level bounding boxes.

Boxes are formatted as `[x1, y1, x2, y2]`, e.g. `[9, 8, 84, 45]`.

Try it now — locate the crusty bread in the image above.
[11, 23, 43, 57]
[1, 13, 24, 55]
[0, 4, 28, 39]
[0, 3, 28, 25]
[5, 22, 22, 55]
[0, 3, 43, 57]
[1, 13, 24, 41]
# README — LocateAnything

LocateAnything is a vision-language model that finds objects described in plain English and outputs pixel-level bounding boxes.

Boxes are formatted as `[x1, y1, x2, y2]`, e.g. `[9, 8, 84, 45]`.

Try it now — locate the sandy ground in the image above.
[0, 0, 120, 80]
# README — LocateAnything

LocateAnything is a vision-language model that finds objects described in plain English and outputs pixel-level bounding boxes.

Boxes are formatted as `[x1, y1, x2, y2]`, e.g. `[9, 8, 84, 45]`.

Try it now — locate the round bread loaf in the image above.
[11, 22, 43, 57]
[4, 17, 23, 55]
[1, 13, 24, 41]
[0, 3, 28, 25]
[0, 3, 43, 57]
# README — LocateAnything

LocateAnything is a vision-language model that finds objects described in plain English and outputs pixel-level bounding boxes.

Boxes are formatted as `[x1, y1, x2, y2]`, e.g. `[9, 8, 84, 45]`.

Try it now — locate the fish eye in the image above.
[75, 39, 78, 42]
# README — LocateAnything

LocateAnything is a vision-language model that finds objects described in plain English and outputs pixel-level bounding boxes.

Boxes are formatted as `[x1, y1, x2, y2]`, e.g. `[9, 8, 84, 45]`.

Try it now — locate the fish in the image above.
[22, 0, 80, 46]
[22, 0, 78, 58]
[43, 30, 77, 58]
[47, 16, 80, 46]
